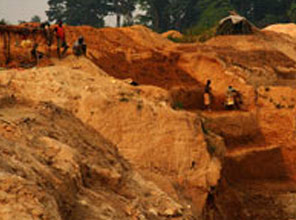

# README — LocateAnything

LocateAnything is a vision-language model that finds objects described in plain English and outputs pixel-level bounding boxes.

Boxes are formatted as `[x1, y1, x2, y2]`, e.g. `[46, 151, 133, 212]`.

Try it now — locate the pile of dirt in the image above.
[2, 23, 296, 219]
[0, 56, 223, 217]
[4, 23, 296, 110]
[0, 96, 190, 219]
[162, 30, 183, 39]
[264, 23, 296, 38]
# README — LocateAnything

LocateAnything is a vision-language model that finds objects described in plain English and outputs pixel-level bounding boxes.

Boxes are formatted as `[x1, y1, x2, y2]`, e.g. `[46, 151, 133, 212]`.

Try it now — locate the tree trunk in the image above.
[152, 6, 159, 31]
[116, 14, 121, 27]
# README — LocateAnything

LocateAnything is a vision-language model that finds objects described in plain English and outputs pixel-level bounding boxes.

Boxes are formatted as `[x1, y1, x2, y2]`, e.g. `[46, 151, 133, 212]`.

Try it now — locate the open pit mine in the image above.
[0, 21, 296, 220]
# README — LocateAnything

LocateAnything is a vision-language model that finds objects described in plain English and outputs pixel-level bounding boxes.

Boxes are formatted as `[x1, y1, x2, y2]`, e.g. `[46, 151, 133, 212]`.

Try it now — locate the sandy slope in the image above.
[1, 23, 296, 219]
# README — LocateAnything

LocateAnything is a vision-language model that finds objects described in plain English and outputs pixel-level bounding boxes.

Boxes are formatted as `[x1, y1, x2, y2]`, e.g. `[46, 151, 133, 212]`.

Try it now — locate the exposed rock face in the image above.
[0, 98, 197, 219]
[0, 56, 221, 217]
[2, 23, 296, 219]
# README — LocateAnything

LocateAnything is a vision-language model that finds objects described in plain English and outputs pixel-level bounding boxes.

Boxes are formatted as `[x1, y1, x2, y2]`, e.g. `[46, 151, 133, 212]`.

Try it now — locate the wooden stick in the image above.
[3, 32, 8, 65]
[6, 32, 11, 64]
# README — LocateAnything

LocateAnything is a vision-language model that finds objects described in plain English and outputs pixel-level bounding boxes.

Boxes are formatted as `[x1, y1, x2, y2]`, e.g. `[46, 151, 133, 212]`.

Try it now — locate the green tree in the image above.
[18, 20, 27, 24]
[190, 0, 232, 33]
[136, 0, 232, 32]
[136, 0, 170, 31]
[47, 0, 67, 23]
[31, 15, 42, 23]
[0, 18, 8, 25]
[231, 0, 292, 27]
[112, 0, 136, 27]
[46, 0, 112, 27]
[287, 1, 296, 22]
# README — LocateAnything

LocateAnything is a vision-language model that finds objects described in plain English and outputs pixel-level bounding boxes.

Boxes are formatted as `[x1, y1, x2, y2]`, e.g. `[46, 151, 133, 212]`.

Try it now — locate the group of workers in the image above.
[203, 80, 243, 111]
[22, 20, 87, 64]
[19, 22, 242, 111]
[44, 20, 87, 58]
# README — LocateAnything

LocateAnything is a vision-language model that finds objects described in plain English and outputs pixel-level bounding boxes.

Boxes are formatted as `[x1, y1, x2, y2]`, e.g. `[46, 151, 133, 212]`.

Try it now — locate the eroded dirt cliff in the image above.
[1, 23, 296, 219]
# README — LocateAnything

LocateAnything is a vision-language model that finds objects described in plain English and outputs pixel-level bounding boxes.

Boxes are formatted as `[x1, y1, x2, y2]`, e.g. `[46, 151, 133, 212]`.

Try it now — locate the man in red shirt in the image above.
[54, 21, 69, 59]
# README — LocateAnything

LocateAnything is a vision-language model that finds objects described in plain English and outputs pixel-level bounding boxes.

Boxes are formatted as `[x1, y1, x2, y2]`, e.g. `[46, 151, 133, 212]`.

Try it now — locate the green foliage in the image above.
[166, 34, 198, 43]
[46, 0, 67, 23]
[172, 101, 184, 110]
[207, 144, 216, 156]
[184, 25, 217, 42]
[136, 0, 170, 31]
[288, 2, 296, 22]
[113, 0, 137, 27]
[231, 0, 291, 28]
[190, 0, 232, 34]
[31, 15, 41, 23]
[47, 0, 137, 27]
[45, 0, 296, 33]
[119, 97, 129, 102]
[0, 19, 8, 25]
[135, 0, 231, 32]
[47, 0, 113, 27]
[136, 0, 296, 36]
[18, 20, 27, 24]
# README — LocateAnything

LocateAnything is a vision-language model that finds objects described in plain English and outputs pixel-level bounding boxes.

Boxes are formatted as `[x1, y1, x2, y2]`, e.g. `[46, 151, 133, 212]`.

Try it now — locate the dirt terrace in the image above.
[1, 23, 296, 219]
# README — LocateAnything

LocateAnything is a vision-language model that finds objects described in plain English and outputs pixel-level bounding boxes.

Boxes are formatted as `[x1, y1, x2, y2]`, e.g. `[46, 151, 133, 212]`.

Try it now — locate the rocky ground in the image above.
[0, 23, 296, 219]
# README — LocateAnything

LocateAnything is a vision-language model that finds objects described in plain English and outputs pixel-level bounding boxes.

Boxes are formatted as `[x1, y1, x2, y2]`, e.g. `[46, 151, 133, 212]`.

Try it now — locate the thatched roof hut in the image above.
[216, 15, 254, 36]
[0, 25, 45, 65]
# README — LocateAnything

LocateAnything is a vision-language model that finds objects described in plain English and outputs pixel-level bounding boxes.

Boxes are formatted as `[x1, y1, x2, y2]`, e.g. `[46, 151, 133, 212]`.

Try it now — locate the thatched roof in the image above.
[216, 15, 254, 36]
[0, 25, 43, 35]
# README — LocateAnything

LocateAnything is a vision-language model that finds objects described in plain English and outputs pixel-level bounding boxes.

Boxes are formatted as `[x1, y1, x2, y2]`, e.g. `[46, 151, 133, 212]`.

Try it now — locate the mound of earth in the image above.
[264, 23, 296, 38]
[0, 97, 189, 220]
[161, 30, 183, 39]
[0, 56, 223, 217]
[4, 24, 296, 110]
[1, 23, 296, 219]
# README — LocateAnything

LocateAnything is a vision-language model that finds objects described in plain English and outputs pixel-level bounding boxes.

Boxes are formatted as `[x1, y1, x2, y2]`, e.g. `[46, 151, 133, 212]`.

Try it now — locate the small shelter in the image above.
[216, 14, 254, 36]
[0, 25, 44, 65]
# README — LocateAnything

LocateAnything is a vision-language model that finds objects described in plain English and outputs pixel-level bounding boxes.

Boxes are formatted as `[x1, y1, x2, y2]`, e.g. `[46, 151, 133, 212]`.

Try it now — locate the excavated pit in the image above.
[1, 23, 296, 219]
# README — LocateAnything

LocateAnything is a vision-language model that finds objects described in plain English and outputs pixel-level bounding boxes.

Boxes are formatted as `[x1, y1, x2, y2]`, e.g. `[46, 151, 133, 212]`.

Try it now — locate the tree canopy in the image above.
[46, 0, 113, 27]
[46, 0, 296, 32]
[46, 0, 136, 27]
[31, 15, 42, 23]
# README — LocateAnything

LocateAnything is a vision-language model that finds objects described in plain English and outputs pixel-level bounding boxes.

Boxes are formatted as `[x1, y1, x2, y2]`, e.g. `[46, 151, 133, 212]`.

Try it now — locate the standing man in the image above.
[54, 21, 68, 59]
[31, 43, 44, 66]
[203, 80, 213, 111]
[40, 21, 53, 57]
[225, 86, 235, 110]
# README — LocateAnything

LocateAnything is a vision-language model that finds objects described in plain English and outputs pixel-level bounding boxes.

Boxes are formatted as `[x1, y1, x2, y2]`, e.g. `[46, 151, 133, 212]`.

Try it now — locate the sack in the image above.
[21, 39, 32, 49]
[226, 96, 234, 105]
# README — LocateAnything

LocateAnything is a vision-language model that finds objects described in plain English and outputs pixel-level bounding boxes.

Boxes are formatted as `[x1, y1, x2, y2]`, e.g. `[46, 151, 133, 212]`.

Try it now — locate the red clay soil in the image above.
[0, 24, 201, 89]
[2, 23, 296, 219]
[92, 50, 198, 89]
[3, 24, 296, 110]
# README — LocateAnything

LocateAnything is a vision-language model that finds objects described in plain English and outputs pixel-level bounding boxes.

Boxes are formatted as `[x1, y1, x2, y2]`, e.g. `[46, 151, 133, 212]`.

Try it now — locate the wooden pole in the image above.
[3, 32, 7, 65]
[6, 31, 11, 65]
